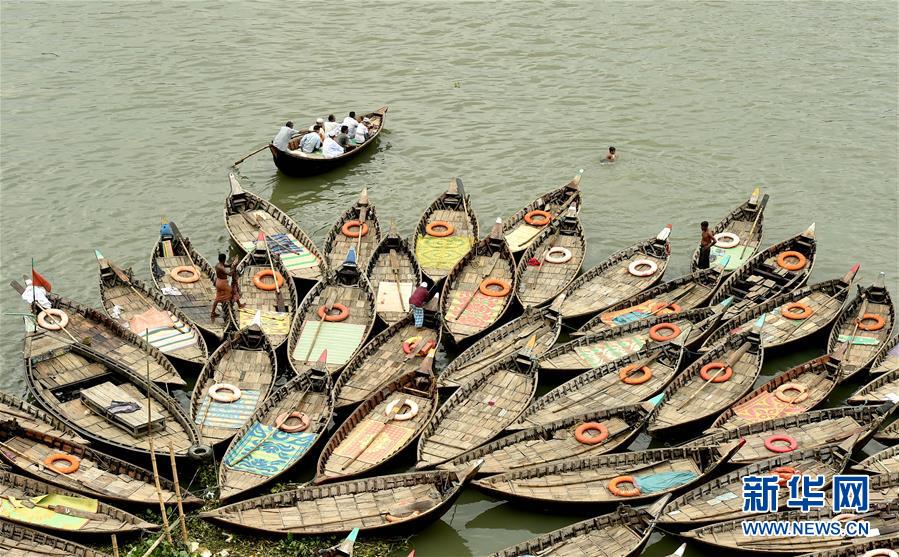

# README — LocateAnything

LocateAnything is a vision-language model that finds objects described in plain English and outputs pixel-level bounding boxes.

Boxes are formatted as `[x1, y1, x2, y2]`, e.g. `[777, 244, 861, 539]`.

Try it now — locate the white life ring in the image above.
[714, 232, 740, 249]
[863, 550, 899, 557]
[545, 247, 573, 264]
[628, 259, 658, 277]
[385, 398, 419, 421]
[37, 308, 69, 331]
[208, 383, 242, 403]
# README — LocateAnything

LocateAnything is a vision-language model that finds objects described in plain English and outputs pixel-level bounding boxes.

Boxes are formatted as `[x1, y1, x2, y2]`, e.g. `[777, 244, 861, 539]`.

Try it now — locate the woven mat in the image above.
[0, 494, 97, 531]
[574, 336, 646, 368]
[237, 309, 291, 335]
[504, 224, 544, 252]
[291, 321, 367, 366]
[376, 281, 413, 313]
[446, 290, 505, 328]
[333, 419, 413, 465]
[732, 391, 801, 422]
[224, 423, 317, 476]
[601, 300, 677, 327]
[836, 335, 880, 346]
[195, 390, 261, 429]
[415, 235, 472, 271]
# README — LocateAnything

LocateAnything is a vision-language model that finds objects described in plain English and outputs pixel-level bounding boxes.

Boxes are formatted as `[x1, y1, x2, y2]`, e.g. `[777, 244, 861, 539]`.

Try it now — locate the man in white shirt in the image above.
[354, 116, 369, 143]
[299, 125, 323, 153]
[323, 114, 340, 136]
[272, 121, 298, 152]
[322, 134, 345, 158]
[341, 111, 358, 139]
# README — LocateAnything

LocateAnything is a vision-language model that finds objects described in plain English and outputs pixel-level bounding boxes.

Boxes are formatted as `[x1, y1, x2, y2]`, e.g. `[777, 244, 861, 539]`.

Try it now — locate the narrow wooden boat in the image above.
[828, 274, 896, 381]
[366, 224, 421, 325]
[200, 461, 483, 536]
[11, 282, 184, 386]
[316, 356, 438, 483]
[150, 220, 226, 340]
[575, 267, 723, 337]
[875, 420, 899, 444]
[795, 534, 899, 557]
[0, 391, 89, 446]
[709, 223, 818, 321]
[268, 106, 387, 177]
[320, 528, 359, 557]
[515, 205, 585, 309]
[683, 404, 892, 465]
[646, 325, 764, 437]
[502, 171, 582, 254]
[190, 325, 277, 449]
[0, 470, 157, 535]
[854, 445, 899, 474]
[867, 472, 899, 504]
[657, 443, 853, 529]
[441, 218, 517, 344]
[323, 187, 381, 271]
[287, 254, 376, 376]
[512, 343, 684, 430]
[701, 266, 859, 351]
[230, 232, 299, 349]
[0, 520, 112, 557]
[96, 250, 208, 367]
[849, 367, 899, 404]
[218, 356, 333, 501]
[224, 173, 325, 281]
[439, 404, 651, 475]
[412, 177, 479, 283]
[23, 321, 206, 462]
[871, 334, 899, 375]
[691, 188, 768, 273]
[437, 299, 563, 389]
[708, 354, 842, 431]
[417, 353, 538, 469]
[472, 442, 741, 509]
[557, 225, 673, 320]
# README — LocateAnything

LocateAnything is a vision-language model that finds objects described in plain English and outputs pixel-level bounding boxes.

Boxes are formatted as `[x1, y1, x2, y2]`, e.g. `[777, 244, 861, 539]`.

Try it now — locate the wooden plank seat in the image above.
[80, 382, 165, 436]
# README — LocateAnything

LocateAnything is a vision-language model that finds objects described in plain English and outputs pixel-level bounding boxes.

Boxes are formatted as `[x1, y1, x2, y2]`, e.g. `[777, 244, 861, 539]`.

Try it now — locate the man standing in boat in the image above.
[408, 282, 433, 328]
[211, 253, 243, 320]
[697, 221, 717, 269]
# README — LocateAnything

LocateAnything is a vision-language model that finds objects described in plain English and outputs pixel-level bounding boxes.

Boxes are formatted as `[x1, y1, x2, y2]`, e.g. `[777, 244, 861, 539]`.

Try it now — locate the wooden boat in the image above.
[657, 443, 853, 529]
[268, 106, 387, 177]
[218, 357, 333, 501]
[417, 353, 538, 469]
[502, 172, 582, 254]
[316, 357, 438, 483]
[472, 442, 741, 509]
[0, 391, 89, 446]
[0, 519, 112, 557]
[855, 445, 899, 474]
[849, 367, 899, 405]
[646, 325, 764, 437]
[437, 299, 563, 389]
[795, 534, 899, 557]
[200, 461, 482, 536]
[709, 223, 818, 321]
[441, 218, 517, 344]
[828, 274, 896, 381]
[876, 420, 899, 444]
[701, 266, 859, 351]
[0, 470, 157, 535]
[23, 320, 206, 462]
[319, 528, 359, 557]
[575, 267, 723, 337]
[412, 178, 479, 283]
[11, 282, 184, 386]
[512, 343, 684, 430]
[366, 224, 421, 325]
[95, 250, 208, 367]
[224, 173, 325, 281]
[287, 254, 376, 376]
[323, 187, 381, 271]
[149, 220, 226, 340]
[439, 404, 651, 475]
[557, 225, 673, 320]
[691, 188, 769, 273]
[230, 232, 299, 349]
[867, 472, 899, 504]
[683, 404, 893, 465]
[515, 205, 586, 309]
[190, 325, 277, 449]
[871, 334, 899, 375]
[708, 355, 842, 431]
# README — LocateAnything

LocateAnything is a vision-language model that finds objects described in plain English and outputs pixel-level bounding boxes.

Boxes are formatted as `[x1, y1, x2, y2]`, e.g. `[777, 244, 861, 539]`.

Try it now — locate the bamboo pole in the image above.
[111, 534, 120, 557]
[449, 252, 500, 321]
[168, 443, 189, 545]
[145, 331, 172, 545]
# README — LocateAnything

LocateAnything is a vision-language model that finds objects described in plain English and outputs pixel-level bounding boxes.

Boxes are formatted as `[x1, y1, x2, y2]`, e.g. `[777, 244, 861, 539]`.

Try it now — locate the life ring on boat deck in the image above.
[772, 465, 798, 487]
[649, 322, 682, 342]
[253, 269, 284, 291]
[318, 303, 350, 322]
[479, 278, 511, 297]
[385, 398, 419, 421]
[385, 510, 421, 523]
[619, 364, 653, 385]
[523, 210, 552, 226]
[425, 221, 454, 237]
[208, 383, 242, 403]
[774, 382, 809, 403]
[575, 422, 609, 445]
[44, 453, 80, 474]
[628, 259, 658, 277]
[37, 309, 69, 331]
[781, 302, 813, 320]
[275, 411, 310, 433]
[170, 265, 200, 284]
[544, 247, 572, 264]
[402, 336, 436, 356]
[714, 232, 740, 249]
[608, 476, 640, 497]
[857, 313, 886, 332]
[699, 362, 733, 383]
[764, 434, 798, 454]
[776, 251, 807, 271]
[341, 220, 369, 238]
[862, 549, 899, 557]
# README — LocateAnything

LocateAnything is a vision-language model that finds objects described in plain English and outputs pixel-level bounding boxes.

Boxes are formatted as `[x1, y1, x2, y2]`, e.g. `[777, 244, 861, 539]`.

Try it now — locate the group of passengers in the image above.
[272, 112, 372, 158]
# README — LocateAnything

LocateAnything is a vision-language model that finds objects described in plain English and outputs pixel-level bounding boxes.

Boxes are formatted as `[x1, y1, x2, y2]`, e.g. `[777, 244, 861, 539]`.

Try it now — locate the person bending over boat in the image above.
[697, 221, 717, 269]
[342, 111, 358, 139]
[212, 253, 243, 319]
[272, 121, 300, 152]
[409, 282, 433, 328]
[299, 125, 323, 153]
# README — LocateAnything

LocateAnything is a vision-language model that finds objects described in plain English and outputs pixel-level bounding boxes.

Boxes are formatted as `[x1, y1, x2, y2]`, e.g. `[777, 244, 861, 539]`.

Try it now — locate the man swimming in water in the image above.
[605, 146, 617, 161]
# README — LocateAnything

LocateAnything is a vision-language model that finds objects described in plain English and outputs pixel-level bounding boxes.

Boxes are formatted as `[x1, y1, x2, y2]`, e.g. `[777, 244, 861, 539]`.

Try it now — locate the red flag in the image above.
[32, 269, 52, 292]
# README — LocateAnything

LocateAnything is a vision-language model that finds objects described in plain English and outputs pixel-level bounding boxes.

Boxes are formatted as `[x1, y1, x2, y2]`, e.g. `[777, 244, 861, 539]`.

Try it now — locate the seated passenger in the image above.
[324, 114, 339, 136]
[322, 134, 345, 158]
[299, 125, 323, 153]
[309, 117, 324, 132]
[335, 125, 351, 150]
[342, 111, 358, 139]
[272, 121, 298, 152]
[354, 116, 369, 143]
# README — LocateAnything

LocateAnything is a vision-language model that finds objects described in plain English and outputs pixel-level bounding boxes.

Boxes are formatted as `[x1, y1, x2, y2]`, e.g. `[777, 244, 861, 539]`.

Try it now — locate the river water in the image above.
[1, 2, 897, 556]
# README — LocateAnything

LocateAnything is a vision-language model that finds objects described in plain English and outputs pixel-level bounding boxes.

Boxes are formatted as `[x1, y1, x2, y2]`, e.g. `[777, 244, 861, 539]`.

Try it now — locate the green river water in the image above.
[1, 2, 897, 556]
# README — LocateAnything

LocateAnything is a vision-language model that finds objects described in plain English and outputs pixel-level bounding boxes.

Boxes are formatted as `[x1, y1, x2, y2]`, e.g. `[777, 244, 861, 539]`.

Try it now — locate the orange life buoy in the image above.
[857, 313, 886, 332]
[479, 278, 511, 297]
[425, 221, 454, 237]
[170, 266, 200, 284]
[524, 210, 552, 226]
[700, 362, 733, 383]
[776, 251, 807, 271]
[253, 269, 284, 291]
[649, 323, 682, 342]
[619, 364, 653, 385]
[341, 220, 369, 238]
[781, 302, 813, 320]
[772, 465, 798, 487]
[402, 336, 436, 356]
[275, 412, 310, 433]
[44, 453, 80, 474]
[608, 476, 640, 497]
[774, 382, 809, 403]
[37, 309, 69, 331]
[764, 435, 798, 453]
[574, 422, 609, 445]
[317, 303, 350, 322]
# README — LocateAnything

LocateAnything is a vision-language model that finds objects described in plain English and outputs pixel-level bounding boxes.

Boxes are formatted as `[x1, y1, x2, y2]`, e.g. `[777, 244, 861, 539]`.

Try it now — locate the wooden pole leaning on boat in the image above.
[354, 203, 369, 262]
[678, 340, 753, 408]
[735, 193, 769, 261]
[450, 252, 500, 322]
[649, 283, 698, 316]
[841, 293, 871, 364]
[259, 232, 286, 312]
[111, 534, 120, 557]
[524, 222, 566, 285]
[145, 331, 172, 545]
[168, 443, 189, 545]
[387, 248, 408, 312]
[301, 289, 339, 365]
[233, 144, 271, 166]
[0, 440, 58, 475]
[781, 282, 853, 342]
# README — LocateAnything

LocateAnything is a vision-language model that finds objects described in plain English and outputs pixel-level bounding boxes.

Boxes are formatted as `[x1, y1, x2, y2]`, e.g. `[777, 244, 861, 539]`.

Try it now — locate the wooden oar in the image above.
[300, 290, 339, 365]
[354, 204, 369, 263]
[734, 194, 769, 261]
[387, 248, 408, 312]
[259, 232, 286, 312]
[677, 340, 753, 408]
[0, 440, 58, 475]
[524, 223, 565, 285]
[781, 283, 852, 342]
[233, 144, 271, 166]
[515, 460, 663, 489]
[449, 252, 500, 322]
[648, 283, 698, 316]
[339, 405, 400, 471]
[841, 293, 871, 364]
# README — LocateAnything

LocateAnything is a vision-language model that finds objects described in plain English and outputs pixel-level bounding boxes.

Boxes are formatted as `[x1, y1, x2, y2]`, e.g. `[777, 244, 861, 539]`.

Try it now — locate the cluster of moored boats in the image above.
[2, 167, 898, 557]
